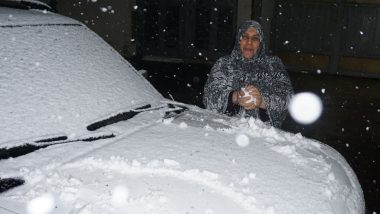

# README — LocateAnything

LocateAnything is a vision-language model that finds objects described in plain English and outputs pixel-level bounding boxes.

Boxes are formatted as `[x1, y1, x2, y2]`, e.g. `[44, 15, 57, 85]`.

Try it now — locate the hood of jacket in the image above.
[231, 20, 266, 62]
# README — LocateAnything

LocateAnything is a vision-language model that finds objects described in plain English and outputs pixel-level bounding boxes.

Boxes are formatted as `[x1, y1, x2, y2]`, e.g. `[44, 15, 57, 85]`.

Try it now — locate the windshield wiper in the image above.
[0, 133, 114, 193]
[86, 103, 189, 131]
[163, 103, 189, 119]
[0, 177, 24, 193]
[1, 103, 188, 160]
[87, 104, 154, 131]
[0, 134, 114, 160]
[0, 103, 189, 194]
[1, 104, 160, 159]
[35, 135, 68, 143]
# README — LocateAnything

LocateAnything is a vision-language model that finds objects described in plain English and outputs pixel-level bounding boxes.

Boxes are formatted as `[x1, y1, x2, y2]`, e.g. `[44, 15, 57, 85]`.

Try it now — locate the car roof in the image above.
[0, 0, 52, 10]
[0, 5, 80, 27]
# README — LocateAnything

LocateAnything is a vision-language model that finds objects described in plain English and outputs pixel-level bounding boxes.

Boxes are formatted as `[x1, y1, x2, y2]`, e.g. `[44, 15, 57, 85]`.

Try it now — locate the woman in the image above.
[203, 20, 293, 128]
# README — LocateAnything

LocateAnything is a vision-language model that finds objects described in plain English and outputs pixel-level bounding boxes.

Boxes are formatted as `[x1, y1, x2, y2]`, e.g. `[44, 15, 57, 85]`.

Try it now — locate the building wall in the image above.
[272, 0, 380, 78]
[55, 0, 254, 60]
[135, 0, 238, 62]
[237, 0, 252, 26]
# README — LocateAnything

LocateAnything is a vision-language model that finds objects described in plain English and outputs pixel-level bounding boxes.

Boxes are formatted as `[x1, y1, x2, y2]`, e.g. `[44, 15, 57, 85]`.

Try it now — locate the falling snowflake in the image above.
[205, 209, 214, 214]
[235, 134, 250, 147]
[27, 194, 55, 214]
[179, 122, 188, 128]
[289, 92, 322, 124]
[249, 173, 256, 179]
[111, 185, 129, 207]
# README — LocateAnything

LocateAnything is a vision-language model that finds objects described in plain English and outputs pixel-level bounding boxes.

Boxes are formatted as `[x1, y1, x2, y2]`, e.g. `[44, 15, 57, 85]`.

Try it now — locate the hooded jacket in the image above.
[203, 20, 293, 128]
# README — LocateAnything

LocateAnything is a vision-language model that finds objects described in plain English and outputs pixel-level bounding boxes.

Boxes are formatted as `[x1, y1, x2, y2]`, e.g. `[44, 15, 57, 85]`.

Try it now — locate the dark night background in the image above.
[46, 0, 380, 213]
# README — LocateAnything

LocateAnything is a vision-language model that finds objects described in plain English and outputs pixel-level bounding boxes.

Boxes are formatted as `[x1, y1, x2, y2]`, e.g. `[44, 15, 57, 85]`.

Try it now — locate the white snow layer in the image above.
[0, 24, 162, 146]
[0, 114, 364, 214]
[0, 7, 76, 26]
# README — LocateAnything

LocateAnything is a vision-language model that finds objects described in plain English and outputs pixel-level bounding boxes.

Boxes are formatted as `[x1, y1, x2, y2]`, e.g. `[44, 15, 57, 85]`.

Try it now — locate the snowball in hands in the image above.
[241, 87, 256, 104]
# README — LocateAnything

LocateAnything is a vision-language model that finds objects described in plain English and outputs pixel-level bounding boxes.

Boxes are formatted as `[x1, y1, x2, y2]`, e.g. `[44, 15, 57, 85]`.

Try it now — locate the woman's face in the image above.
[239, 27, 260, 59]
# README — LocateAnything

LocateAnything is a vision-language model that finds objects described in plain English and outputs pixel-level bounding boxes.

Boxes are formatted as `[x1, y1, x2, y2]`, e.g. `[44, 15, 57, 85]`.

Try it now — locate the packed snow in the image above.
[241, 88, 257, 105]
[0, 111, 365, 214]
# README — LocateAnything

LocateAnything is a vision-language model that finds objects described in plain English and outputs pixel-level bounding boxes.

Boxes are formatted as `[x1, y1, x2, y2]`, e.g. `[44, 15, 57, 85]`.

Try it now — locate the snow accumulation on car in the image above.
[0, 3, 365, 214]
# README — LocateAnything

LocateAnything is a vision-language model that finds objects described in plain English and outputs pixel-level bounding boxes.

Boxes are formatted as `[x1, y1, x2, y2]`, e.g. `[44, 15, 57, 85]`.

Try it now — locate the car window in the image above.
[0, 24, 163, 146]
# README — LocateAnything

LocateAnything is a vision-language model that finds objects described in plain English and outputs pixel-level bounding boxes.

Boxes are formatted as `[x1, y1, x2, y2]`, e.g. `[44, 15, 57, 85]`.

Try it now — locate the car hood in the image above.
[0, 105, 364, 214]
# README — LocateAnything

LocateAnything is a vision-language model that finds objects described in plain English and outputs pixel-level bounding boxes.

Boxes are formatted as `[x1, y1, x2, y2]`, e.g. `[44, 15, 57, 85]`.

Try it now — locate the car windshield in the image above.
[0, 23, 163, 146]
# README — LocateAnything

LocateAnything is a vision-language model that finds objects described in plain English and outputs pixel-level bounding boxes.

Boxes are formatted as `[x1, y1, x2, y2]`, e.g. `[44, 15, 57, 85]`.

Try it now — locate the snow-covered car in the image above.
[0, 3, 365, 214]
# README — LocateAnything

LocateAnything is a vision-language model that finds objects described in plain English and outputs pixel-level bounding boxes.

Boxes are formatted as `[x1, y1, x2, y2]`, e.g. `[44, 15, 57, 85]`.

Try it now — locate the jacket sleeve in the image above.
[203, 58, 234, 114]
[259, 56, 293, 128]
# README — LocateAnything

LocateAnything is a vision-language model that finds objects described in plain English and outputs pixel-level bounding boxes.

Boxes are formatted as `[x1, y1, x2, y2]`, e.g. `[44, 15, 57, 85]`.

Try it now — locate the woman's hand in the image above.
[237, 85, 266, 110]
[231, 90, 254, 109]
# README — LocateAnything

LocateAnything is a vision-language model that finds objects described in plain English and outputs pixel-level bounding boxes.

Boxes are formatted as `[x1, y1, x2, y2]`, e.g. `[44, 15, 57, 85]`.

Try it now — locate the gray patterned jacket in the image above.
[203, 20, 293, 128]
